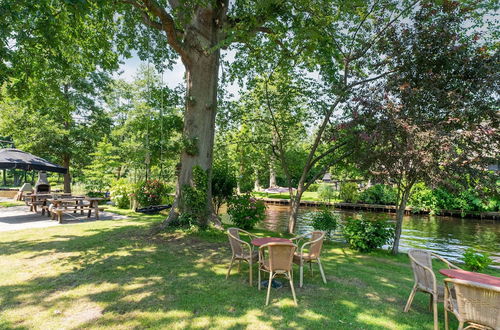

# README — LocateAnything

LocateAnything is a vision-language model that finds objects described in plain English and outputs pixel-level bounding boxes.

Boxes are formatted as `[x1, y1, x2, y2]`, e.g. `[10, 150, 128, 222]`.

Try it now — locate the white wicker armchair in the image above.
[444, 278, 500, 330]
[404, 249, 461, 330]
[226, 228, 258, 286]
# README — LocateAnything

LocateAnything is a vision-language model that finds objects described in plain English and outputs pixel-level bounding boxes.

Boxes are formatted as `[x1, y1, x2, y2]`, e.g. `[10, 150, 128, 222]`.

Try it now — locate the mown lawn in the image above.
[252, 191, 341, 203]
[0, 200, 25, 208]
[0, 208, 497, 329]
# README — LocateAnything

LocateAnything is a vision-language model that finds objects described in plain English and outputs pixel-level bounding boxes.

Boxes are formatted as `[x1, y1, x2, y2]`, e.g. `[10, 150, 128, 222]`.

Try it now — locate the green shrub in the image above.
[317, 183, 336, 201]
[463, 248, 492, 272]
[339, 182, 359, 203]
[359, 184, 397, 205]
[178, 166, 209, 228]
[211, 164, 237, 214]
[133, 179, 167, 207]
[110, 178, 134, 209]
[342, 217, 395, 252]
[311, 208, 339, 238]
[227, 195, 266, 230]
[306, 183, 320, 192]
[408, 182, 437, 213]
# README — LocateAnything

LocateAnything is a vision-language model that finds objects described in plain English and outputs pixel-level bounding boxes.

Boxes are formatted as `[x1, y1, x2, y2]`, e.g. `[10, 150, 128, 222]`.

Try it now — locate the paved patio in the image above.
[0, 199, 126, 232]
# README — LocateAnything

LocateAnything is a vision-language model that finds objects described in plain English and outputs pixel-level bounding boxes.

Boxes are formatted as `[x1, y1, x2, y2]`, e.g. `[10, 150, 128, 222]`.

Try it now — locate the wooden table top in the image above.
[251, 237, 292, 247]
[439, 269, 500, 287]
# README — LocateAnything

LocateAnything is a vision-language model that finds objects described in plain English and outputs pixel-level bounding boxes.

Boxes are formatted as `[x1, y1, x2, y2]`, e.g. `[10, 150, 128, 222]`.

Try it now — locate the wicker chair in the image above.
[291, 231, 327, 288]
[226, 228, 258, 286]
[258, 242, 298, 306]
[404, 249, 461, 330]
[444, 278, 500, 330]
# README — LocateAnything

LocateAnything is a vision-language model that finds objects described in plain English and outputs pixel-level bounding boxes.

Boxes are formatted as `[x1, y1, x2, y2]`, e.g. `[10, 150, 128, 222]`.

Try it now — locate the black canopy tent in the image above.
[0, 148, 67, 174]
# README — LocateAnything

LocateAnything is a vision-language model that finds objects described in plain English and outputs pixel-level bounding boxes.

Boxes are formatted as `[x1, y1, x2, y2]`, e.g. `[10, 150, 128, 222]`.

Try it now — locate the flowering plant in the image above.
[134, 180, 166, 207]
[227, 194, 266, 230]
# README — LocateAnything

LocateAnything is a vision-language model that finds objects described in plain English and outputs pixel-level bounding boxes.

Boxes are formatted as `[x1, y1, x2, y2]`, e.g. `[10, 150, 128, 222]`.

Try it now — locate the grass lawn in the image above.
[0, 200, 25, 208]
[252, 191, 341, 203]
[1, 208, 498, 329]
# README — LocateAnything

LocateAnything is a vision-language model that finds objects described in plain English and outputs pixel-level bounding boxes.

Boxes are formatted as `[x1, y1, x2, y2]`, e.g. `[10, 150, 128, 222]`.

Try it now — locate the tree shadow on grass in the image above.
[0, 222, 453, 329]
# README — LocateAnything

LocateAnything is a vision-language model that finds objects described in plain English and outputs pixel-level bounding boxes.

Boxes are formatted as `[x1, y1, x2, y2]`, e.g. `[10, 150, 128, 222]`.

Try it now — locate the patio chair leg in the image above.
[248, 260, 252, 286]
[317, 258, 327, 284]
[429, 294, 432, 312]
[432, 295, 438, 330]
[458, 321, 464, 330]
[237, 260, 241, 273]
[226, 258, 235, 279]
[288, 271, 298, 306]
[258, 268, 261, 290]
[266, 272, 273, 306]
[404, 284, 417, 312]
[299, 263, 304, 288]
[444, 308, 449, 330]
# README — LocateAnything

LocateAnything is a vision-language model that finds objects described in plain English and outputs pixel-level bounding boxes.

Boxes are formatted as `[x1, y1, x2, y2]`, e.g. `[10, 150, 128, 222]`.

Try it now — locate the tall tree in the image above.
[353, 0, 499, 254]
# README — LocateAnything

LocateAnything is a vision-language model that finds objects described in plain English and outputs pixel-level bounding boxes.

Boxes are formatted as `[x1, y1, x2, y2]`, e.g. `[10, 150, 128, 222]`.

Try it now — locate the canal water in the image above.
[259, 204, 500, 265]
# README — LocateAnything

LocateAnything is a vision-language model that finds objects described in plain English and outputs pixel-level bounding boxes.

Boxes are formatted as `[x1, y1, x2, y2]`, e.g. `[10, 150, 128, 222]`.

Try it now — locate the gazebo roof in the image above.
[0, 148, 67, 174]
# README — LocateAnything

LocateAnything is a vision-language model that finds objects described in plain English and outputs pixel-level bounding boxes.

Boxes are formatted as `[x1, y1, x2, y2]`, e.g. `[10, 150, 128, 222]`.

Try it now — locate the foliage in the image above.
[463, 248, 492, 272]
[311, 208, 338, 238]
[339, 182, 359, 203]
[211, 163, 237, 215]
[352, 1, 499, 253]
[408, 183, 437, 213]
[359, 184, 397, 205]
[178, 166, 209, 228]
[110, 178, 135, 209]
[133, 179, 166, 208]
[306, 183, 320, 192]
[227, 195, 266, 230]
[317, 183, 336, 202]
[82, 138, 120, 192]
[342, 217, 395, 252]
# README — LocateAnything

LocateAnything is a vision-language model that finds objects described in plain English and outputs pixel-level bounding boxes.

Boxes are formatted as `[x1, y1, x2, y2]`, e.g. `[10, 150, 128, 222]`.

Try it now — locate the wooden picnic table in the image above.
[47, 197, 104, 223]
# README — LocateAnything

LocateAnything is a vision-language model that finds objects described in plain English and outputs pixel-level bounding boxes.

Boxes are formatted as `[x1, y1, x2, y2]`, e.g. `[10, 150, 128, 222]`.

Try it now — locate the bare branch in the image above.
[347, 70, 396, 89]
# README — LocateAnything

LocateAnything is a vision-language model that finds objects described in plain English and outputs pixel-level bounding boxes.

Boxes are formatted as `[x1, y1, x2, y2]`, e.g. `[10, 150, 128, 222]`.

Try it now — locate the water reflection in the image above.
[260, 205, 500, 264]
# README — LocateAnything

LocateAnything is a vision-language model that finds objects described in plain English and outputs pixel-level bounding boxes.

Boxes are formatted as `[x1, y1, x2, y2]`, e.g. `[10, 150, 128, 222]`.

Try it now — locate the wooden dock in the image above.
[257, 197, 500, 220]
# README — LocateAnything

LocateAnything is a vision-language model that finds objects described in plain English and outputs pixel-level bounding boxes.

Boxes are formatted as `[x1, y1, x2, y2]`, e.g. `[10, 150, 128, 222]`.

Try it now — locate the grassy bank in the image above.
[1, 208, 497, 329]
[252, 191, 341, 203]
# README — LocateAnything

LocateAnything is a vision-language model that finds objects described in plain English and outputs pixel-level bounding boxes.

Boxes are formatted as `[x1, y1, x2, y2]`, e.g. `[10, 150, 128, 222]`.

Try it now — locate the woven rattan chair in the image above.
[291, 231, 327, 288]
[226, 228, 258, 286]
[444, 278, 500, 330]
[404, 249, 461, 330]
[258, 242, 298, 306]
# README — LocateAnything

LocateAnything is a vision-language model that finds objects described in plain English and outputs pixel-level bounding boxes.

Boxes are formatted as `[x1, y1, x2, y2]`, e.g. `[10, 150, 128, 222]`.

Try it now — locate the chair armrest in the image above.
[238, 229, 258, 240]
[227, 232, 253, 252]
[432, 253, 461, 270]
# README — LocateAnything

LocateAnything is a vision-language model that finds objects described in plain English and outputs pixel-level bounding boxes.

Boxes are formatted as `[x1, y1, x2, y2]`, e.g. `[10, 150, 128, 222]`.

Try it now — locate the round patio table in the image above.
[439, 269, 500, 287]
[251, 237, 291, 247]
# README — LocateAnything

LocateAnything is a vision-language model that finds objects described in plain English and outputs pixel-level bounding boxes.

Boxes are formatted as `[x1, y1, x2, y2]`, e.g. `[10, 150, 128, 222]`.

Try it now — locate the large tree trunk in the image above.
[162, 42, 220, 228]
[392, 188, 411, 254]
[62, 154, 71, 193]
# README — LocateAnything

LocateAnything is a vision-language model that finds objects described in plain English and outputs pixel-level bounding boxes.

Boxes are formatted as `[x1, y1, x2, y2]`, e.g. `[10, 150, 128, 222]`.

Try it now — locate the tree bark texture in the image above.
[160, 3, 227, 228]
[287, 186, 304, 233]
[62, 154, 72, 193]
[392, 188, 411, 254]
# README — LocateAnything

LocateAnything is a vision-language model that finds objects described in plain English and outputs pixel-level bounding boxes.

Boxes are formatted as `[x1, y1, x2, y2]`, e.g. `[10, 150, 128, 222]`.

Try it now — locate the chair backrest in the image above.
[408, 249, 436, 293]
[227, 228, 243, 255]
[446, 278, 500, 329]
[308, 231, 325, 258]
[263, 242, 296, 272]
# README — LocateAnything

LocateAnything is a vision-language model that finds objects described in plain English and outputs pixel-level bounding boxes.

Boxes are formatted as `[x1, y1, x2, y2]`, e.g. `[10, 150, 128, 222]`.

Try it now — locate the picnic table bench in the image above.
[47, 197, 104, 223]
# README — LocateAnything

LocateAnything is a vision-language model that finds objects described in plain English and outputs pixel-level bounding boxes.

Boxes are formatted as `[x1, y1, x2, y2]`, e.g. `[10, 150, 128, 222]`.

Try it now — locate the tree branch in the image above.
[347, 70, 396, 89]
